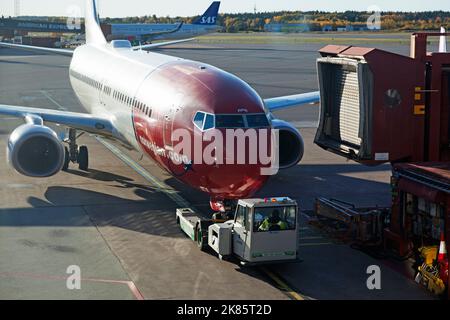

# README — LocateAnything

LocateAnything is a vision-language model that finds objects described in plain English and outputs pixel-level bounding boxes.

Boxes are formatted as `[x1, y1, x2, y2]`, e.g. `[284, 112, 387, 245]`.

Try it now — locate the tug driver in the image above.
[258, 209, 288, 231]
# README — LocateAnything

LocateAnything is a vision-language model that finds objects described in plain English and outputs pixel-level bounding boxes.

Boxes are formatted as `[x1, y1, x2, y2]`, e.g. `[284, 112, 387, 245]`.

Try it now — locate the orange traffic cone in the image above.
[438, 232, 447, 263]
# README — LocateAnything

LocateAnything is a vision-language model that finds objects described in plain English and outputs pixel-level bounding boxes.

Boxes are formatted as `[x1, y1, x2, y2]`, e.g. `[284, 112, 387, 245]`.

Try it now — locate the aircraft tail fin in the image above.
[85, 0, 106, 45]
[439, 26, 447, 53]
[193, 1, 220, 25]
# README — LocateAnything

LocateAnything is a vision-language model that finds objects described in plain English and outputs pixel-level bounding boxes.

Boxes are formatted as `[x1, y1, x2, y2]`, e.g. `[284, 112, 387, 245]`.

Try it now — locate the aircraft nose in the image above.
[204, 162, 270, 199]
[199, 130, 273, 195]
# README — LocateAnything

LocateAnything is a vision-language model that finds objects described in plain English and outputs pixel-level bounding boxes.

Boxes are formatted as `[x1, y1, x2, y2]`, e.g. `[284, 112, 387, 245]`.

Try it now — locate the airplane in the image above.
[0, 0, 320, 213]
[106, 1, 222, 42]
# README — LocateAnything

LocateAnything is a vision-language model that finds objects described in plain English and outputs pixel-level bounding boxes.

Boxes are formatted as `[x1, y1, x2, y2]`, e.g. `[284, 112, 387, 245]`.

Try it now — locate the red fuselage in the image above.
[132, 61, 271, 204]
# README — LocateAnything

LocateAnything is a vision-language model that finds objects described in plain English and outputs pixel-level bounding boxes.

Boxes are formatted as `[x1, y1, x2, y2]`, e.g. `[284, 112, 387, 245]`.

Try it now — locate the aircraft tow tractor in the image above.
[176, 197, 299, 265]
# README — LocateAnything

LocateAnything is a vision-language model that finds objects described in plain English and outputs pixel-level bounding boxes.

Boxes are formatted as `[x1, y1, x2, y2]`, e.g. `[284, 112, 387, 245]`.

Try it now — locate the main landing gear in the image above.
[62, 128, 89, 171]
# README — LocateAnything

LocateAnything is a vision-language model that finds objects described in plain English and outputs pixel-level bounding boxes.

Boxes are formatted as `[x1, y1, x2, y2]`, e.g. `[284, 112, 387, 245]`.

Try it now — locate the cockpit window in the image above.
[193, 112, 270, 131]
[215, 115, 245, 128]
[204, 114, 215, 130]
[246, 114, 270, 128]
[193, 112, 205, 130]
[193, 111, 215, 131]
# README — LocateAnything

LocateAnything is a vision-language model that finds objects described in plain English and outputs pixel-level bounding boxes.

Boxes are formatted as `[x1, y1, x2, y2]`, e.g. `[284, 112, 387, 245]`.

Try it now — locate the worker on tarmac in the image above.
[258, 209, 288, 231]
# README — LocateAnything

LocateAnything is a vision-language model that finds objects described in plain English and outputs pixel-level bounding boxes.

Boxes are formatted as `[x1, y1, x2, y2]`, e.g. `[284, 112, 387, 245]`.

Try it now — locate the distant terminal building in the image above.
[322, 25, 333, 32]
[14, 35, 61, 47]
[0, 17, 83, 47]
[0, 17, 83, 35]
[264, 23, 310, 33]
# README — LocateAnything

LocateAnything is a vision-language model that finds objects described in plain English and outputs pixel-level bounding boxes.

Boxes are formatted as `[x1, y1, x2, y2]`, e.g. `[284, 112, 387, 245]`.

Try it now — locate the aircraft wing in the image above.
[0, 42, 74, 56]
[133, 38, 195, 51]
[141, 22, 184, 41]
[1, 38, 195, 55]
[264, 91, 320, 111]
[0, 104, 115, 137]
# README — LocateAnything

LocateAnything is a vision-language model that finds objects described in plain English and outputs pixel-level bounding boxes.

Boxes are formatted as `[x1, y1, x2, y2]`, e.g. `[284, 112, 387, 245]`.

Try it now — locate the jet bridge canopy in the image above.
[315, 34, 450, 165]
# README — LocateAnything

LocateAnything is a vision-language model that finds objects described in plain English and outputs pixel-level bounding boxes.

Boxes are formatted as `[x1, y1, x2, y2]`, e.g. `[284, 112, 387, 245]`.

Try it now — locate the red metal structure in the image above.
[315, 32, 450, 298]
[315, 33, 450, 165]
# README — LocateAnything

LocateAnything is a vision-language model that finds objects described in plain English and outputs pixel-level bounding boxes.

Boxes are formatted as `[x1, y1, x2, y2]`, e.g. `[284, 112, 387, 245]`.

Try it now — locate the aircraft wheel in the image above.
[78, 146, 89, 171]
[196, 225, 207, 251]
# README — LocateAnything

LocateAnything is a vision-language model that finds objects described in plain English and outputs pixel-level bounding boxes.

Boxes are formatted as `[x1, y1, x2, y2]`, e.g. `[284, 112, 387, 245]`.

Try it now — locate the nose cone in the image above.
[200, 162, 270, 200]
[158, 60, 267, 115]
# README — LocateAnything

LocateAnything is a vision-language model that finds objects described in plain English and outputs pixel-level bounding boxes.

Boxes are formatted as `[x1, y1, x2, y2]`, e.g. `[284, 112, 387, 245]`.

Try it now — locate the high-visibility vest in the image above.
[259, 219, 288, 231]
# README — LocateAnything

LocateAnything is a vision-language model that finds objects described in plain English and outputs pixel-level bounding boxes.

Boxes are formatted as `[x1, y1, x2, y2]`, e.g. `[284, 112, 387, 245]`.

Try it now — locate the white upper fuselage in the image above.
[69, 43, 181, 149]
[109, 23, 220, 41]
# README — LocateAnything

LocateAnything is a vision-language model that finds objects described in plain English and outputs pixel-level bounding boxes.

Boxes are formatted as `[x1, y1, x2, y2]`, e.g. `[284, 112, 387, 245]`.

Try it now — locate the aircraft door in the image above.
[163, 106, 175, 148]
[163, 93, 183, 148]
[99, 79, 109, 107]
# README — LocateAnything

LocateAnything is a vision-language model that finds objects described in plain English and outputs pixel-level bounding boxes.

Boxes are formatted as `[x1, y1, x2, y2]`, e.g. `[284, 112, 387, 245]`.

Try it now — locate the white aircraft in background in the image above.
[0, 0, 320, 212]
[107, 1, 222, 42]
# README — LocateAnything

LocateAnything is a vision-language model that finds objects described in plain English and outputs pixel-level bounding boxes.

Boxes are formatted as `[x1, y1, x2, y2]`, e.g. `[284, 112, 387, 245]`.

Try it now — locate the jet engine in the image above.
[7, 124, 65, 177]
[271, 119, 304, 169]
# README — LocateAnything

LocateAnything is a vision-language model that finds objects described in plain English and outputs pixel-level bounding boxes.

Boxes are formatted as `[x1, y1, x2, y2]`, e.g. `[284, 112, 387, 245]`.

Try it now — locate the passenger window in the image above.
[204, 114, 215, 130]
[193, 112, 205, 130]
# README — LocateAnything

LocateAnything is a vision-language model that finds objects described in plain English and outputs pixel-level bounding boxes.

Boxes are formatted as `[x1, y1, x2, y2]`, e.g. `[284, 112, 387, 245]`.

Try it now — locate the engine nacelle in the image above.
[271, 119, 304, 169]
[8, 124, 65, 177]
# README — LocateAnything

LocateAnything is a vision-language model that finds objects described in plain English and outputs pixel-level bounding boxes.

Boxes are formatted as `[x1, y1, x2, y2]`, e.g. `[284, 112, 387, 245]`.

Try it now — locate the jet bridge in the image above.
[315, 32, 450, 165]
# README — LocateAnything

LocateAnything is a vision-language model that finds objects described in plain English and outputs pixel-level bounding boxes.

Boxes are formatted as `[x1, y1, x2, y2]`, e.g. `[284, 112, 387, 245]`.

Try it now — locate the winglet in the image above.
[439, 26, 447, 53]
[85, 0, 106, 45]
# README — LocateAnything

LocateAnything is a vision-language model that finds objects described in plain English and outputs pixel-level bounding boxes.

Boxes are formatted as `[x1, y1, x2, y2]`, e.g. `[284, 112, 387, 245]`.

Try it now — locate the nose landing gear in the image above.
[62, 128, 89, 171]
[210, 198, 236, 222]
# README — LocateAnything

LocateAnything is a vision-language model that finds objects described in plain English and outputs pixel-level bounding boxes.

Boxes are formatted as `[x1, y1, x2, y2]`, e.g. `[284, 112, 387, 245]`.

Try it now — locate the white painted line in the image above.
[96, 137, 191, 208]
[0, 55, 43, 60]
[301, 212, 315, 221]
[0, 271, 144, 300]
[39, 90, 67, 111]
[0, 117, 21, 120]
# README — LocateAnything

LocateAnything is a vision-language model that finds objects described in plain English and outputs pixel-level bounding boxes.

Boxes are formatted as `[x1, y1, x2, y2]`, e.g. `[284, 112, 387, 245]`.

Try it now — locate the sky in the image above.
[0, 0, 449, 18]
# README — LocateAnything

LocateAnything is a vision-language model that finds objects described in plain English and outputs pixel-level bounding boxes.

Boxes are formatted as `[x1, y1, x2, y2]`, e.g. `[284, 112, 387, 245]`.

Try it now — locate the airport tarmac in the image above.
[0, 38, 434, 299]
